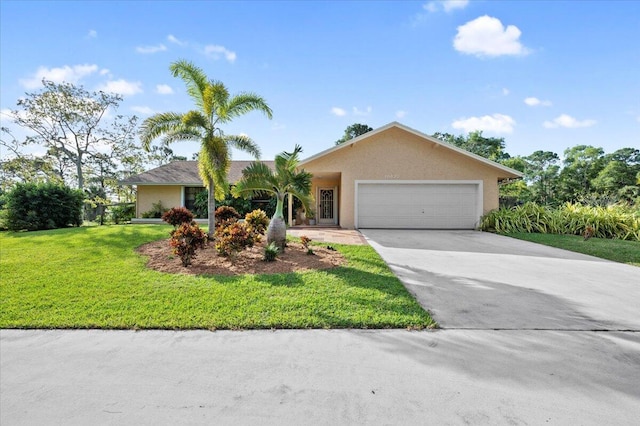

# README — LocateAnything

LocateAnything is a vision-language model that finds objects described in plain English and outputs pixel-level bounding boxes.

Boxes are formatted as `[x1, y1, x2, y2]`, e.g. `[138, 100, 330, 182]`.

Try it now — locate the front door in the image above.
[318, 187, 337, 225]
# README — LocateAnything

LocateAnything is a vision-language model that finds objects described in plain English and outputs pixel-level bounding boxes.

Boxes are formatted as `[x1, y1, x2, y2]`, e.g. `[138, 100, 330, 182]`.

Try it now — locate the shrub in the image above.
[263, 242, 279, 262]
[141, 201, 167, 218]
[245, 209, 269, 235]
[214, 205, 241, 227]
[110, 203, 135, 224]
[4, 182, 84, 231]
[480, 201, 640, 241]
[162, 207, 194, 228]
[169, 222, 207, 267]
[215, 220, 255, 258]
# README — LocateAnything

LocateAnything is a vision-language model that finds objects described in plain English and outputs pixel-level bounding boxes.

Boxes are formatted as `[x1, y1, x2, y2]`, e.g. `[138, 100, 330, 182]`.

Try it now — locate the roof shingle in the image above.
[120, 160, 275, 185]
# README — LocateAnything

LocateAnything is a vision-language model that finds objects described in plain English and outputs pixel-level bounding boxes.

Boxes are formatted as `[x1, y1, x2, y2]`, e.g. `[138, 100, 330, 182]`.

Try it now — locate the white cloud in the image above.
[396, 110, 408, 119]
[135, 44, 167, 54]
[19, 64, 100, 89]
[130, 106, 155, 115]
[353, 106, 372, 116]
[424, 0, 468, 13]
[98, 79, 143, 96]
[203, 45, 236, 63]
[524, 97, 552, 107]
[452, 113, 516, 134]
[331, 107, 347, 117]
[99, 68, 110, 76]
[454, 15, 529, 58]
[543, 114, 596, 129]
[502, 88, 510, 96]
[156, 84, 174, 95]
[167, 34, 186, 46]
[87, 30, 97, 38]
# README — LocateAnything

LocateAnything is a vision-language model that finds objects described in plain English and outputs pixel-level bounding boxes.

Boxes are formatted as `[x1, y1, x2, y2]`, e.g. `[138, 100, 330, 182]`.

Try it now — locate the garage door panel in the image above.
[357, 183, 478, 229]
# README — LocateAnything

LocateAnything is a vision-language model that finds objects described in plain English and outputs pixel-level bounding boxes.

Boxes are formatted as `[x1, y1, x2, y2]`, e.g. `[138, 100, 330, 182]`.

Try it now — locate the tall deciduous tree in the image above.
[139, 60, 272, 237]
[335, 123, 373, 145]
[232, 145, 312, 251]
[10, 80, 137, 190]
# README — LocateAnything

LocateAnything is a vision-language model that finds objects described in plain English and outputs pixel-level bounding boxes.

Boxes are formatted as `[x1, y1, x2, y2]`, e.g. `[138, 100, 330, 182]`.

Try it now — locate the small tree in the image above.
[232, 145, 312, 251]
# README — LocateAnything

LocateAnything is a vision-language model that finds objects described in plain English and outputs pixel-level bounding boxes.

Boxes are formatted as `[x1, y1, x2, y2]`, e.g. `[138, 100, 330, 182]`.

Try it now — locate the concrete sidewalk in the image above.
[2, 329, 639, 425]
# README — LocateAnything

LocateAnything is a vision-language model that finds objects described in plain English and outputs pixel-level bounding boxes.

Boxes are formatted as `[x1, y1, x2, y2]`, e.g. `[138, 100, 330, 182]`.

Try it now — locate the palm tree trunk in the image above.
[207, 177, 215, 239]
[266, 193, 287, 251]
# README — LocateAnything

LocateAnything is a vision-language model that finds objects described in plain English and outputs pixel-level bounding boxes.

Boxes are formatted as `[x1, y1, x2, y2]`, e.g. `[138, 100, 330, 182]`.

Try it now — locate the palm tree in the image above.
[139, 59, 272, 237]
[232, 145, 312, 251]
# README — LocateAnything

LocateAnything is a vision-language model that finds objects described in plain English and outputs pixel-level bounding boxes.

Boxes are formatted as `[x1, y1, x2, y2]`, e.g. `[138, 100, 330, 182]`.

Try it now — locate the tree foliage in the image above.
[335, 123, 373, 145]
[9, 80, 138, 191]
[433, 130, 508, 162]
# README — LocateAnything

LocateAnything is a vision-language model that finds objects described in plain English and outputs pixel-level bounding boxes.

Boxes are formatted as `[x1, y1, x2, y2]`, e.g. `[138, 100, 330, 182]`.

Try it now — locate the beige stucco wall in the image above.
[303, 127, 511, 229]
[136, 185, 182, 217]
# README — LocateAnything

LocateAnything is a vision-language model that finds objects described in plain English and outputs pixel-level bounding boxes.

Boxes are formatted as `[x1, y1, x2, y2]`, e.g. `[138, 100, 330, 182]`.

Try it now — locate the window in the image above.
[184, 186, 206, 216]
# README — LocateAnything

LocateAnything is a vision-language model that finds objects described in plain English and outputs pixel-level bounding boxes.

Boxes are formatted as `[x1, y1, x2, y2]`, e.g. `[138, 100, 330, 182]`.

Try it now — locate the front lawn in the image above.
[0, 225, 435, 329]
[505, 232, 640, 267]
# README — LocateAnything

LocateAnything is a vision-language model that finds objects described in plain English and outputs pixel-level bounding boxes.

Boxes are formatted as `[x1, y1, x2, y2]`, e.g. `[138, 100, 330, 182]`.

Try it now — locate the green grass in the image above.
[0, 225, 435, 329]
[505, 232, 640, 266]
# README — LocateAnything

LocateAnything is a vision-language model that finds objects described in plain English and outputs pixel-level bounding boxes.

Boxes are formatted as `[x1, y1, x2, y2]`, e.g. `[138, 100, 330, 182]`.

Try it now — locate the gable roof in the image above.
[300, 121, 523, 178]
[120, 160, 275, 185]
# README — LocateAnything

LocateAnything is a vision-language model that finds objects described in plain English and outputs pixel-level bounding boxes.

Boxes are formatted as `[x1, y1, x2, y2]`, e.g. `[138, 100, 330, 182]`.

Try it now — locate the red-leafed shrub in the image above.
[214, 206, 241, 227]
[169, 222, 207, 267]
[162, 207, 194, 228]
[214, 220, 255, 258]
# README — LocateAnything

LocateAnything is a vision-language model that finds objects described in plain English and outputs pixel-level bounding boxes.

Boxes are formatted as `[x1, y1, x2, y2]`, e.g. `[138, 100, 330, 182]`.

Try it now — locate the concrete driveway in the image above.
[361, 230, 640, 331]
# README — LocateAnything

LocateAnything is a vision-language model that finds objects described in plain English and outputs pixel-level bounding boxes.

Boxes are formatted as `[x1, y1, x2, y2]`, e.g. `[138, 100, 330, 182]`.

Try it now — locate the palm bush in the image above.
[481, 202, 640, 241]
[232, 145, 312, 251]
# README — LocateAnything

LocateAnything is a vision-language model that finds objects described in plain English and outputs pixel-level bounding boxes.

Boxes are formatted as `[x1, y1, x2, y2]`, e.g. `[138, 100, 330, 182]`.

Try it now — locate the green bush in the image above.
[481, 202, 640, 241]
[169, 222, 207, 267]
[141, 201, 166, 218]
[109, 204, 135, 224]
[162, 207, 194, 228]
[4, 182, 84, 231]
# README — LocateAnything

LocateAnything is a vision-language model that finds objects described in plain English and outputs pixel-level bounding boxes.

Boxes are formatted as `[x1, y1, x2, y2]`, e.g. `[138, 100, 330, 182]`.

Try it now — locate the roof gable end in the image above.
[300, 121, 523, 178]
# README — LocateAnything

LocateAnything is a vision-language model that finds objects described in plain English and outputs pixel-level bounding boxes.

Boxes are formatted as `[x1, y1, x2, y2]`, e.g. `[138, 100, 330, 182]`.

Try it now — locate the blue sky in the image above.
[1, 0, 639, 162]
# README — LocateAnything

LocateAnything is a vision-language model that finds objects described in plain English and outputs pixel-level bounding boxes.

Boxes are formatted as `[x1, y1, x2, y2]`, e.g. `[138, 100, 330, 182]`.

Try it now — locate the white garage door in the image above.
[357, 182, 480, 229]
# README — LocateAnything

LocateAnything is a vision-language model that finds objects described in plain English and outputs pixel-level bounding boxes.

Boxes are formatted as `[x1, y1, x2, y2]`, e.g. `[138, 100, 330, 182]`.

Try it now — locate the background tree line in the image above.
[433, 131, 639, 207]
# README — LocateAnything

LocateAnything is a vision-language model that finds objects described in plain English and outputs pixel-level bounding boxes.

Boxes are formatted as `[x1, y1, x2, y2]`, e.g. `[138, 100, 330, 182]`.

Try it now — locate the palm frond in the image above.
[169, 60, 208, 111]
[139, 112, 184, 150]
[161, 129, 202, 145]
[232, 162, 278, 198]
[181, 110, 208, 129]
[223, 92, 273, 122]
[225, 134, 261, 159]
[275, 144, 303, 175]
